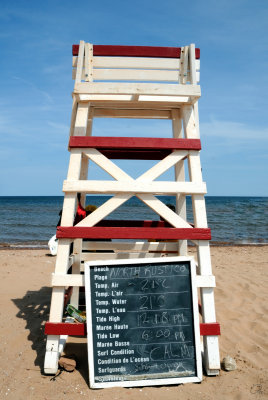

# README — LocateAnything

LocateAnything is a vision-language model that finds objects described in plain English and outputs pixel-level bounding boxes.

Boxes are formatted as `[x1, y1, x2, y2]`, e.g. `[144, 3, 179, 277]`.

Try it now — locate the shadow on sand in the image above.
[12, 287, 89, 384]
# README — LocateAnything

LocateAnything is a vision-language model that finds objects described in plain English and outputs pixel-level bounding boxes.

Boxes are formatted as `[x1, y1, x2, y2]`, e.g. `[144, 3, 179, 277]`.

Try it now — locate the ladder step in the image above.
[63, 181, 206, 195]
[69, 137, 201, 149]
[69, 137, 201, 159]
[44, 322, 219, 336]
[56, 226, 211, 240]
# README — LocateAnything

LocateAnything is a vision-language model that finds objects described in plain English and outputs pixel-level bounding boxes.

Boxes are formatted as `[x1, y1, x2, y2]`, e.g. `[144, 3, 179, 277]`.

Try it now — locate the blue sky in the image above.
[0, 0, 267, 196]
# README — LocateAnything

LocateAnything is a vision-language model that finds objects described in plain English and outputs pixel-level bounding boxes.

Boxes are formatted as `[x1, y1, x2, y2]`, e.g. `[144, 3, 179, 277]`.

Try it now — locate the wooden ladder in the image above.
[44, 41, 220, 376]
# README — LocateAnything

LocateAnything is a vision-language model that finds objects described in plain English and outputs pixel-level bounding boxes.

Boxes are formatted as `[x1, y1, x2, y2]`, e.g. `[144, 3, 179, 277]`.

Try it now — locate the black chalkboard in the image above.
[85, 257, 202, 388]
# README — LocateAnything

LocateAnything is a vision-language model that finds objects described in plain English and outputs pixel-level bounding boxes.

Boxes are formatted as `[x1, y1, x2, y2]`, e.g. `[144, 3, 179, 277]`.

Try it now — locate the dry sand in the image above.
[0, 246, 267, 400]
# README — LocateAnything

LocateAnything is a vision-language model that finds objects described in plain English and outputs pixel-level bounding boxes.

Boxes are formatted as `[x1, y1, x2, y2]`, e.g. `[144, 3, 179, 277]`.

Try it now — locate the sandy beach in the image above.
[0, 246, 267, 400]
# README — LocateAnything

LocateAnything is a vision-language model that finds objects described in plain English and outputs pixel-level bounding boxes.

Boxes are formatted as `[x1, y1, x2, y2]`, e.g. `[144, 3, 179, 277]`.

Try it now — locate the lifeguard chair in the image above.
[44, 41, 220, 377]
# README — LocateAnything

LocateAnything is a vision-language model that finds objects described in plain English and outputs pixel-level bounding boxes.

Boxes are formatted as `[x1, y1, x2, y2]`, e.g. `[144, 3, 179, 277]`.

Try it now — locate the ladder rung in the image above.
[69, 137, 201, 151]
[56, 226, 211, 240]
[63, 181, 206, 195]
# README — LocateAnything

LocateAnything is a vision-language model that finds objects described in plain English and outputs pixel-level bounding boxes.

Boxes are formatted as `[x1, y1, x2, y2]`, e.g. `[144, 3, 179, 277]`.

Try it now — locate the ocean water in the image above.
[0, 196, 267, 247]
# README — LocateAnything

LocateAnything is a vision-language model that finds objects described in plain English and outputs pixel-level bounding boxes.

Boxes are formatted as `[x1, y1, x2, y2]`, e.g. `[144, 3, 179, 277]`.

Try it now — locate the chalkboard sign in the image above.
[85, 256, 202, 388]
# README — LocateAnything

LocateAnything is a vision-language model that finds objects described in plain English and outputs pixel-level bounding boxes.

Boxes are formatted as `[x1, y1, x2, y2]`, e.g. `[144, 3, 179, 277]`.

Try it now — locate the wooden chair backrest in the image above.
[72, 42, 200, 85]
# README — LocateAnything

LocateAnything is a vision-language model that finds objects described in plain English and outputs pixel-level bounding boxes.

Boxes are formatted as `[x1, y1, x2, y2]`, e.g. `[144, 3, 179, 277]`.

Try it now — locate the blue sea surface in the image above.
[0, 196, 267, 247]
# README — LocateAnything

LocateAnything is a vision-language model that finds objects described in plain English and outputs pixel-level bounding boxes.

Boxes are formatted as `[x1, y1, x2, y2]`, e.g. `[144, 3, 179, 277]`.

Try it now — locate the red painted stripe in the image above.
[72, 44, 79, 56]
[69, 137, 201, 151]
[200, 323, 221, 336]
[72, 44, 200, 59]
[45, 322, 86, 336]
[45, 321, 219, 336]
[56, 226, 211, 240]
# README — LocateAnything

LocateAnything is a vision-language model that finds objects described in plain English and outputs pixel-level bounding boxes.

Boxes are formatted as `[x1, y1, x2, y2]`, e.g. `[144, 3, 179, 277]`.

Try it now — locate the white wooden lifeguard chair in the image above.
[44, 41, 221, 376]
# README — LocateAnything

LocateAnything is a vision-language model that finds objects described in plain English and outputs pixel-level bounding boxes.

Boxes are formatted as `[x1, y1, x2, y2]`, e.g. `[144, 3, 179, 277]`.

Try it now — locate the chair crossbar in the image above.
[72, 44, 200, 59]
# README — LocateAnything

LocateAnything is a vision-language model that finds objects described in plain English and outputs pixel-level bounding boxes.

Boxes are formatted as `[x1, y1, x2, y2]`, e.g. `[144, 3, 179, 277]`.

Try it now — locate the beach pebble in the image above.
[221, 355, 237, 371]
[58, 355, 76, 372]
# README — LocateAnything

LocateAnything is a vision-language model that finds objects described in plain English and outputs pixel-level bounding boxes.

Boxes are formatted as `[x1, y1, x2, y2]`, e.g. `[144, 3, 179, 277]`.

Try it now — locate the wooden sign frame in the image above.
[85, 256, 202, 388]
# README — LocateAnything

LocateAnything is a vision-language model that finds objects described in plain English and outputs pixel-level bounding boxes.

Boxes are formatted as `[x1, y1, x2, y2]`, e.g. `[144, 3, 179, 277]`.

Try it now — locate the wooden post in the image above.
[44, 102, 90, 374]
[182, 51, 221, 373]
[172, 109, 187, 255]
[71, 106, 93, 307]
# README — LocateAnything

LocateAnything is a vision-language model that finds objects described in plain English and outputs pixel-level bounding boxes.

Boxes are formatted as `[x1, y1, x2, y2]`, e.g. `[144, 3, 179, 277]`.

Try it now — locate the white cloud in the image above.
[200, 119, 268, 141]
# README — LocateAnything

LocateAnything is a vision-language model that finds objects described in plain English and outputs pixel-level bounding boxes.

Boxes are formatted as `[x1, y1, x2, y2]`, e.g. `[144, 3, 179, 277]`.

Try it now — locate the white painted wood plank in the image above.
[63, 179, 207, 195]
[79, 94, 134, 101]
[69, 96, 78, 137]
[48, 155, 81, 323]
[76, 193, 132, 227]
[45, 317, 76, 374]
[82, 241, 178, 252]
[192, 195, 208, 228]
[72, 69, 200, 84]
[73, 55, 200, 71]
[52, 273, 84, 287]
[79, 155, 89, 206]
[203, 337, 221, 373]
[197, 241, 220, 370]
[58, 316, 75, 355]
[188, 151, 203, 182]
[180, 46, 189, 84]
[93, 57, 181, 69]
[51, 240, 72, 287]
[84, 42, 90, 82]
[84, 43, 93, 82]
[137, 194, 192, 228]
[86, 106, 94, 136]
[73, 102, 89, 136]
[182, 105, 199, 139]
[44, 336, 60, 374]
[93, 108, 171, 119]
[93, 68, 180, 82]
[171, 108, 183, 137]
[138, 95, 192, 103]
[136, 151, 187, 182]
[72, 68, 200, 83]
[66, 150, 83, 181]
[60, 195, 77, 226]
[197, 241, 213, 279]
[188, 45, 201, 135]
[66, 97, 90, 308]
[80, 252, 175, 263]
[193, 102, 200, 136]
[68, 254, 75, 269]
[84, 148, 132, 180]
[172, 109, 187, 255]
[70, 240, 82, 308]
[77, 94, 195, 104]
[189, 44, 197, 85]
[75, 40, 85, 85]
[179, 87, 220, 373]
[74, 82, 201, 97]
[77, 94, 198, 105]
[48, 286, 67, 322]
[196, 275, 216, 288]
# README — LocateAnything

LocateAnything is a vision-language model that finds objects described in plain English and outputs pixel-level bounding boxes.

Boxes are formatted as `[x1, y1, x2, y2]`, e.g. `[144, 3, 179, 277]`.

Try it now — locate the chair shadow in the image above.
[12, 287, 89, 384]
